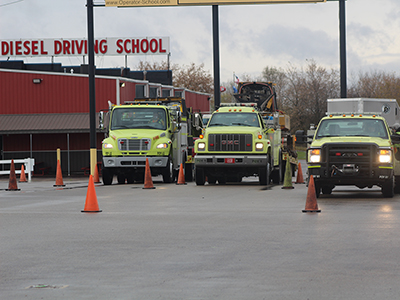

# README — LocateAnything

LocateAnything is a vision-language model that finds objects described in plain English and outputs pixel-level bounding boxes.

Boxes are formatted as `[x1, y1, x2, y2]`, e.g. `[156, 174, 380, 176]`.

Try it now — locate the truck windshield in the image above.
[208, 112, 260, 127]
[315, 118, 388, 139]
[110, 107, 167, 130]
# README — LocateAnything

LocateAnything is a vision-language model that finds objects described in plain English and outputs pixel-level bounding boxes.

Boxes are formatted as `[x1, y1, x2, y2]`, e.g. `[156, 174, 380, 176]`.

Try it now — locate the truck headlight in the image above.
[197, 142, 205, 151]
[255, 143, 264, 151]
[156, 143, 168, 149]
[103, 143, 114, 149]
[379, 149, 392, 163]
[309, 149, 321, 163]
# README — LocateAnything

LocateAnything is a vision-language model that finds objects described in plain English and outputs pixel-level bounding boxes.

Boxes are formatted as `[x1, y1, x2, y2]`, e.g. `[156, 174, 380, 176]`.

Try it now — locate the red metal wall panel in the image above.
[0, 70, 115, 114]
[185, 91, 211, 112]
[119, 81, 136, 104]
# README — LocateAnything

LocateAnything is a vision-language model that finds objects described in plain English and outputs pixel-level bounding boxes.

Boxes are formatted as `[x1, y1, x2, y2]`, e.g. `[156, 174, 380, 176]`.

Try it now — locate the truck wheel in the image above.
[195, 167, 205, 185]
[102, 167, 113, 185]
[207, 175, 217, 184]
[322, 186, 333, 195]
[162, 156, 175, 183]
[184, 163, 194, 182]
[117, 173, 126, 184]
[315, 181, 321, 198]
[382, 177, 394, 198]
[395, 176, 400, 193]
[271, 157, 282, 184]
[259, 156, 271, 185]
[126, 172, 135, 184]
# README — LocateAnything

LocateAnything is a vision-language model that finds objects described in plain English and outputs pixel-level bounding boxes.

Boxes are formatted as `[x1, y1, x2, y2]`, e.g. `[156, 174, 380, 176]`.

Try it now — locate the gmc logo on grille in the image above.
[221, 140, 239, 145]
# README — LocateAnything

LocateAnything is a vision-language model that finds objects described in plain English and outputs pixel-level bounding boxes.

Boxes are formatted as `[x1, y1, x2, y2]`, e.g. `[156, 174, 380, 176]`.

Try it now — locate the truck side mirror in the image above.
[194, 113, 202, 130]
[391, 134, 400, 144]
[99, 111, 104, 129]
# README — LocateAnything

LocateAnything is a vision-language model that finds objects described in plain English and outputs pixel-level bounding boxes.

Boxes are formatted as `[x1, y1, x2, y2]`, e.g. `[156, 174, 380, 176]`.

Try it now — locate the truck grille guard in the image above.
[321, 143, 379, 178]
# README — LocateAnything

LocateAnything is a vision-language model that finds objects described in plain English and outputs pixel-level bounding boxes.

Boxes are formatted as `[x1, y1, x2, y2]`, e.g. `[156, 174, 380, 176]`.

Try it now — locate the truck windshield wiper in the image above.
[232, 122, 253, 126]
[317, 134, 339, 138]
[209, 123, 228, 127]
[111, 125, 130, 130]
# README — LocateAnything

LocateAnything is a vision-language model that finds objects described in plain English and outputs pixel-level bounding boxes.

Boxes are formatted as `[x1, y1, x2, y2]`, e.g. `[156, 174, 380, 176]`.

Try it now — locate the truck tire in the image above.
[207, 175, 217, 184]
[271, 154, 283, 184]
[322, 186, 333, 195]
[184, 163, 194, 182]
[395, 176, 400, 193]
[162, 156, 175, 183]
[315, 181, 321, 198]
[259, 156, 271, 185]
[195, 167, 205, 185]
[117, 173, 126, 184]
[382, 177, 394, 198]
[102, 167, 113, 185]
[126, 172, 135, 184]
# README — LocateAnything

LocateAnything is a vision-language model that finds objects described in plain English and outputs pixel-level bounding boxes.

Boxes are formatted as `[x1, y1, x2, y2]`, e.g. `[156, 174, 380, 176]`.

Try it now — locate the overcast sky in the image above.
[1, 0, 400, 83]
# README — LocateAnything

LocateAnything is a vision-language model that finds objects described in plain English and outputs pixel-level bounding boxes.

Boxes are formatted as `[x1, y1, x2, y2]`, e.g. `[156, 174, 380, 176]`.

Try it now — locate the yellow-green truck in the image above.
[307, 98, 400, 197]
[100, 97, 202, 185]
[194, 82, 296, 185]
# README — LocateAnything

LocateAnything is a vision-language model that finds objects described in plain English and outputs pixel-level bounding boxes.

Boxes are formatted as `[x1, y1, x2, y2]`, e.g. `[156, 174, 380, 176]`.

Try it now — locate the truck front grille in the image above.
[208, 134, 252, 152]
[324, 143, 377, 177]
[118, 138, 151, 151]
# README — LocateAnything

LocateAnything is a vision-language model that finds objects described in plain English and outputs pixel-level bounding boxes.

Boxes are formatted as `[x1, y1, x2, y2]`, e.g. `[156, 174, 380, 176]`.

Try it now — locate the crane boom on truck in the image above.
[100, 97, 202, 185]
[194, 82, 297, 185]
[307, 98, 400, 197]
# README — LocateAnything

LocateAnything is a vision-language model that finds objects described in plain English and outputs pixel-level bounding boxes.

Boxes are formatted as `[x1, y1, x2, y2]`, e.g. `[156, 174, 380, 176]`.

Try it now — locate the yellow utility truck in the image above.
[194, 82, 297, 185]
[307, 98, 400, 197]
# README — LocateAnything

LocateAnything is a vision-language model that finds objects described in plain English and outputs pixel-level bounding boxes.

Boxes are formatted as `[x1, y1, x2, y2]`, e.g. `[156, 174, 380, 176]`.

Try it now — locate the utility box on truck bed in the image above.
[327, 98, 400, 127]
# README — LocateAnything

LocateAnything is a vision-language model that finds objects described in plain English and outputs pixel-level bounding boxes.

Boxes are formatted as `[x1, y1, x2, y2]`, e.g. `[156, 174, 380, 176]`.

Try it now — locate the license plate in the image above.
[225, 158, 235, 164]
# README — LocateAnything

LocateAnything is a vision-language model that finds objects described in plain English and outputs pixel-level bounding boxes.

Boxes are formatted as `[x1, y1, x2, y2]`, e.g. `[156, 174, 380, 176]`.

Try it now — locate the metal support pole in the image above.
[212, 5, 221, 110]
[87, 0, 97, 176]
[339, 0, 347, 98]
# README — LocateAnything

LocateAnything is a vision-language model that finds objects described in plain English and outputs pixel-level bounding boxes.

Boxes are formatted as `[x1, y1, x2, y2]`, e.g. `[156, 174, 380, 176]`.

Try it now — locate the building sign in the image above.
[105, 0, 325, 7]
[0, 37, 170, 57]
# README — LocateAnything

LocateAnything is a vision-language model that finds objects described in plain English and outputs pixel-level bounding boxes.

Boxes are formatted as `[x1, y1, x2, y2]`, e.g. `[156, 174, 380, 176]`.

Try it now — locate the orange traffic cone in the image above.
[53, 160, 65, 187]
[82, 175, 102, 213]
[143, 158, 155, 189]
[295, 162, 305, 184]
[302, 175, 321, 213]
[6, 159, 20, 191]
[93, 163, 100, 184]
[176, 163, 186, 185]
[19, 164, 27, 183]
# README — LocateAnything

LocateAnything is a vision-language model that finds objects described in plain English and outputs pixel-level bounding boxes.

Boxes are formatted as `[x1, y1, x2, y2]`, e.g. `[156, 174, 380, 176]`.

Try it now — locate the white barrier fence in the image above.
[0, 158, 35, 182]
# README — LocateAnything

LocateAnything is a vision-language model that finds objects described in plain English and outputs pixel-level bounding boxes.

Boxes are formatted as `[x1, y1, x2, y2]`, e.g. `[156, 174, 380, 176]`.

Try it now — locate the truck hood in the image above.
[205, 126, 262, 135]
[311, 136, 392, 148]
[109, 129, 167, 141]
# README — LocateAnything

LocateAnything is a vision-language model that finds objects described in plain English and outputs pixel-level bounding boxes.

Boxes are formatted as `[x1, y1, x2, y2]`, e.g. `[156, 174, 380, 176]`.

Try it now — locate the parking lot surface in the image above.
[2, 166, 400, 299]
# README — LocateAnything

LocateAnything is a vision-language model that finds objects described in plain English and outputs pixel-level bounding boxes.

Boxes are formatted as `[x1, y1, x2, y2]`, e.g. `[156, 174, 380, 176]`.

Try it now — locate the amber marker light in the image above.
[199, 134, 204, 139]
[258, 135, 262, 139]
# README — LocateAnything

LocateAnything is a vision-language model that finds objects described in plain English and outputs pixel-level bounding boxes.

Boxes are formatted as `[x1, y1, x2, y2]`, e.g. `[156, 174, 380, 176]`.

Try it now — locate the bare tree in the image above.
[136, 61, 213, 94]
[263, 60, 340, 132]
[348, 70, 400, 100]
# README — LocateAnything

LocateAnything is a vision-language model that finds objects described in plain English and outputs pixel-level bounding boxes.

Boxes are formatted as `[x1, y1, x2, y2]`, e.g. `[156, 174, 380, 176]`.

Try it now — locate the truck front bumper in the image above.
[308, 164, 393, 185]
[103, 156, 168, 168]
[195, 154, 268, 167]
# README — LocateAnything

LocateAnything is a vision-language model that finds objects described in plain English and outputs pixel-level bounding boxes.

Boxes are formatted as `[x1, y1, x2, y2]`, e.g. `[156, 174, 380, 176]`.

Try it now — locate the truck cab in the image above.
[308, 112, 399, 197]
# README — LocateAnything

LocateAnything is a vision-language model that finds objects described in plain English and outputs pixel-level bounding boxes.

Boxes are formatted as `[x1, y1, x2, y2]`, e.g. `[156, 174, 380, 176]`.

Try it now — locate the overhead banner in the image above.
[0, 37, 170, 57]
[105, 0, 325, 7]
